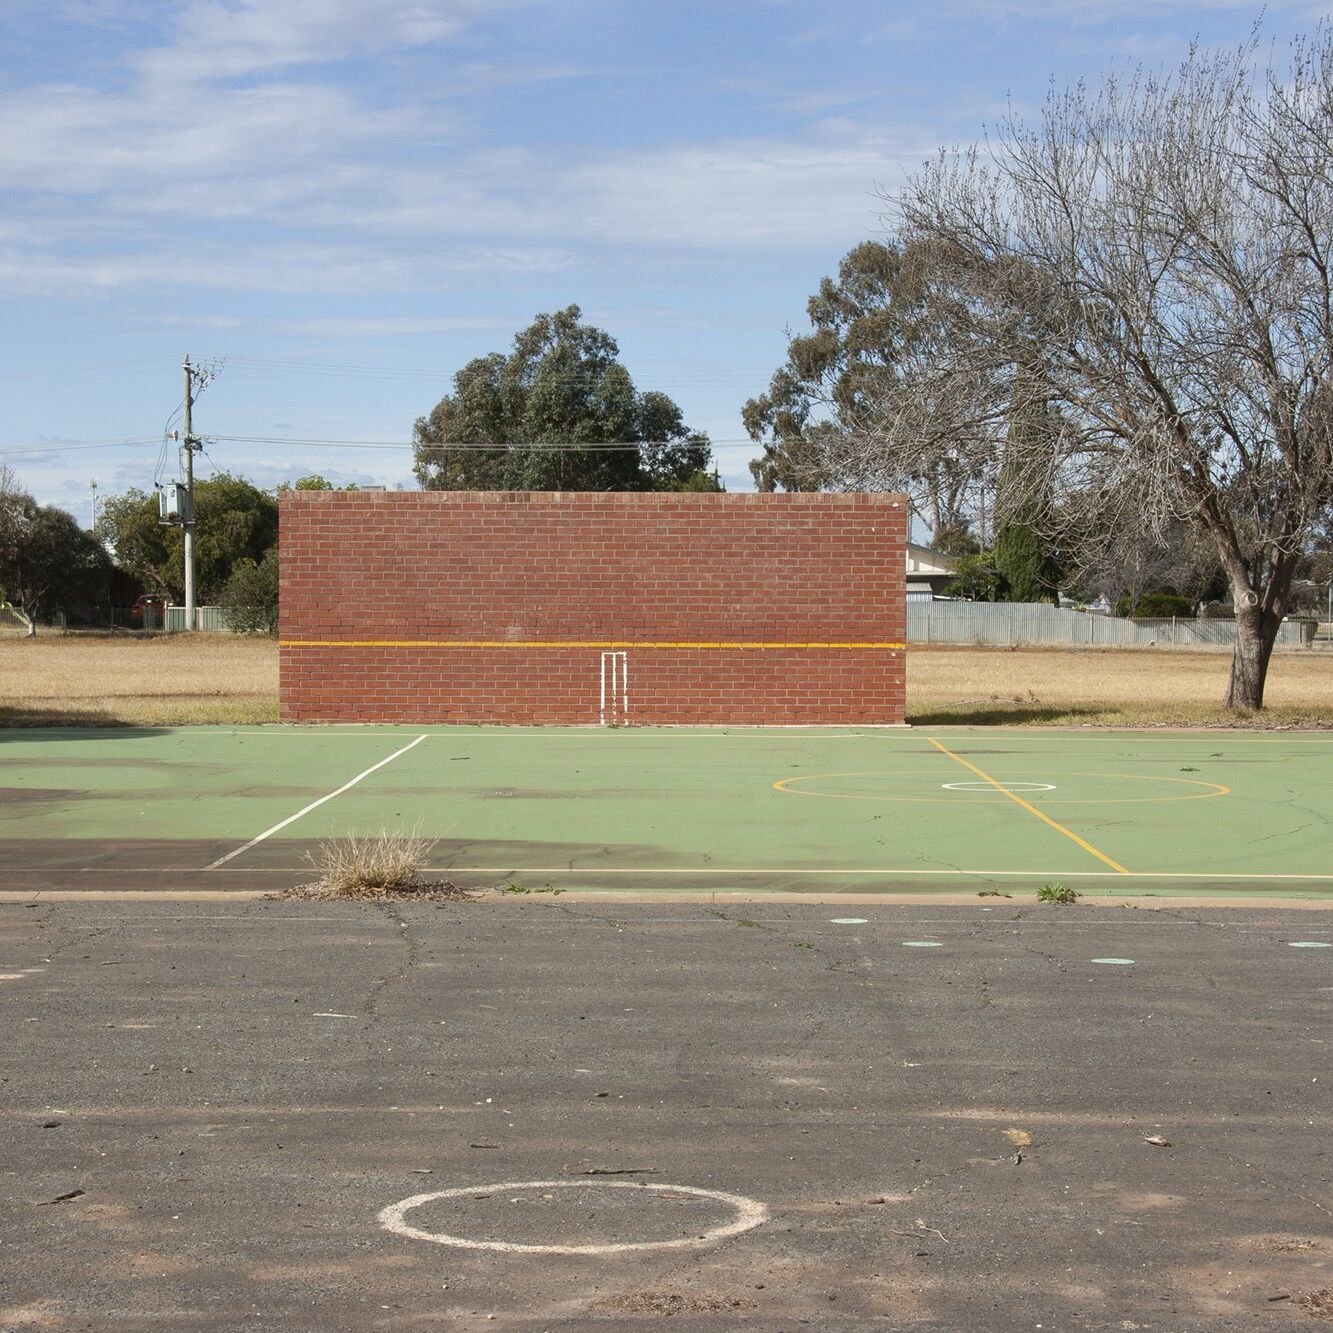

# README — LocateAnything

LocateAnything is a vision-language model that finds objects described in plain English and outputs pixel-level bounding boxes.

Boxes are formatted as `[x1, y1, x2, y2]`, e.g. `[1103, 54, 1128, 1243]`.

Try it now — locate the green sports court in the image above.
[2, 724, 1330, 896]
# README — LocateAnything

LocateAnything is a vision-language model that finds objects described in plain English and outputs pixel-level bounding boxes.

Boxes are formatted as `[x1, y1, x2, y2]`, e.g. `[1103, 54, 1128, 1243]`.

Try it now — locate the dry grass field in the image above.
[0, 633, 279, 726]
[910, 644, 1333, 727]
[0, 633, 1329, 727]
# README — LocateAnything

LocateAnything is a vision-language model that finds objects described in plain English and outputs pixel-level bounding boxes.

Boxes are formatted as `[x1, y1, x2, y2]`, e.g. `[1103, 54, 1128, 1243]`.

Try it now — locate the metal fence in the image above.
[907, 601, 1315, 647]
[164, 606, 231, 632]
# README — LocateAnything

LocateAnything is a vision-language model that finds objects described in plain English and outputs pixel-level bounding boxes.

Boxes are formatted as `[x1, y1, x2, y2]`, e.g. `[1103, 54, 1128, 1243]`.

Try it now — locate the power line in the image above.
[0, 438, 161, 459]
[0, 355, 772, 392]
[155, 405, 184, 488]
[0, 433, 764, 461]
[223, 356, 770, 389]
[209, 434, 758, 451]
[0, 359, 165, 383]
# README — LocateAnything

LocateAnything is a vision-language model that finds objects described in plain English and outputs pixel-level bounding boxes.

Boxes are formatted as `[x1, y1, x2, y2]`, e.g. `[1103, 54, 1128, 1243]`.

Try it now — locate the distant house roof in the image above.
[906, 544, 958, 600]
[907, 544, 959, 577]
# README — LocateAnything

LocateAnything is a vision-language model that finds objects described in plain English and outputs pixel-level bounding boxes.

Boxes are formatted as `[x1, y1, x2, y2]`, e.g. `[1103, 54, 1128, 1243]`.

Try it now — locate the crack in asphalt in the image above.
[363, 901, 421, 1020]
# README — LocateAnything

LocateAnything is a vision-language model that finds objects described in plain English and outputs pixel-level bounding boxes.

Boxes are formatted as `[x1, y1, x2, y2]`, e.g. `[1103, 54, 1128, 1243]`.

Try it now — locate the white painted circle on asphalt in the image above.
[942, 781, 1056, 793]
[1288, 942, 1331, 949]
[830, 918, 869, 925]
[1091, 958, 1135, 966]
[378, 1180, 769, 1255]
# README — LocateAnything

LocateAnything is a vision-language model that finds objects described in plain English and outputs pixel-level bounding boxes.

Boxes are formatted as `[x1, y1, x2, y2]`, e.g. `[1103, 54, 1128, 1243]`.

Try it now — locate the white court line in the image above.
[379, 1180, 768, 1255]
[204, 734, 428, 870]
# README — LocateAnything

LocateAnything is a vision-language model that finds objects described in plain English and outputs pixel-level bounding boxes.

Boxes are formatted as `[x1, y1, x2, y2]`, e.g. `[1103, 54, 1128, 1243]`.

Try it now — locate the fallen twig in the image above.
[36, 1189, 84, 1206]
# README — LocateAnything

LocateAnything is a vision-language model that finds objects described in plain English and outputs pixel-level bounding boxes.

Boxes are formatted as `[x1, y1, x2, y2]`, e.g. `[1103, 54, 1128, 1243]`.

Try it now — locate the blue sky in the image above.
[2, 0, 1326, 520]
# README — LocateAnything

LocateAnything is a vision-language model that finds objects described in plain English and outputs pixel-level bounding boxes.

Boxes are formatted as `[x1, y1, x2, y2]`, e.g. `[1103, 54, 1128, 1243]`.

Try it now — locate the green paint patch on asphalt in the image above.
[1, 725, 1332, 894]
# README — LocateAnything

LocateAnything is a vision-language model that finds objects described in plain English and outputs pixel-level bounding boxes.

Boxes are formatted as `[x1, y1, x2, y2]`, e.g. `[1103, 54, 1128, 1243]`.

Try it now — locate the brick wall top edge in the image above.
[279, 490, 908, 508]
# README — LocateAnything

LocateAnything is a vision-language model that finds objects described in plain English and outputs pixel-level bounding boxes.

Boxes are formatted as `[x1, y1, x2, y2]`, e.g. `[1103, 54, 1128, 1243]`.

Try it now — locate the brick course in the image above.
[279, 491, 907, 725]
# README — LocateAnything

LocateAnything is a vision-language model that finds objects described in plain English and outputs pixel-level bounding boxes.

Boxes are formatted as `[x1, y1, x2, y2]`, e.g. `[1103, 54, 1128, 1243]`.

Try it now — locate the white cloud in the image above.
[0, 0, 942, 307]
[0, 0, 926, 284]
[0, 0, 510, 200]
[147, 313, 528, 337]
[266, 315, 529, 337]
[943, 0, 1317, 16]
[151, 315, 249, 330]
[238, 128, 922, 251]
[0, 76, 434, 199]
[0, 240, 575, 297]
[556, 133, 917, 248]
[132, 0, 506, 83]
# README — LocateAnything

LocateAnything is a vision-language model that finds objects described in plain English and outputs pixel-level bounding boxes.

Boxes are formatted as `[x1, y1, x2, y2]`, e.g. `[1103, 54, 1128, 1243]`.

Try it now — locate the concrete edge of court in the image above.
[3, 889, 1333, 909]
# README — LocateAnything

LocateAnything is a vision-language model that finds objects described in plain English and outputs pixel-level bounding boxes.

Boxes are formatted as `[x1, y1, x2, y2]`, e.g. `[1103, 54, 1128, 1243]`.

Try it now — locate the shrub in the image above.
[1116, 590, 1194, 619]
[220, 546, 278, 635]
[1036, 883, 1080, 905]
[943, 553, 1007, 602]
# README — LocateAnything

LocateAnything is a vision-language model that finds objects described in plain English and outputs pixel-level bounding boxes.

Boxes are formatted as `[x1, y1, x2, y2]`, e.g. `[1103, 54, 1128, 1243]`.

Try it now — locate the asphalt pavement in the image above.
[1, 899, 1330, 1330]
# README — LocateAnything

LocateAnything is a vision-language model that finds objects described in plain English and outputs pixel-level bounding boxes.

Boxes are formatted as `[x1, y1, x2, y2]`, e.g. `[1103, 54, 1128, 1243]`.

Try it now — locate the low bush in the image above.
[220, 547, 279, 635]
[1036, 882, 1080, 905]
[1116, 590, 1194, 619]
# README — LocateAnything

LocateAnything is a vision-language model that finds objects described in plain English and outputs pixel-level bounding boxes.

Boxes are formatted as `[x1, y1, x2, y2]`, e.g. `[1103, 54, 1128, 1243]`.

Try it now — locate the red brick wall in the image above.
[279, 491, 907, 725]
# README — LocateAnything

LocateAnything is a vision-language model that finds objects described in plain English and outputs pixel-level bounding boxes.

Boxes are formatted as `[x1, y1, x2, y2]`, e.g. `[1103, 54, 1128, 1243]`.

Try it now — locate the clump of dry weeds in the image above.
[286, 827, 472, 901]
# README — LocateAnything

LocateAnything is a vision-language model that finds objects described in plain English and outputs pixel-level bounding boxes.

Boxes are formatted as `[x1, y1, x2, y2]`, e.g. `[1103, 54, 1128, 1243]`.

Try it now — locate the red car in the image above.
[129, 594, 168, 629]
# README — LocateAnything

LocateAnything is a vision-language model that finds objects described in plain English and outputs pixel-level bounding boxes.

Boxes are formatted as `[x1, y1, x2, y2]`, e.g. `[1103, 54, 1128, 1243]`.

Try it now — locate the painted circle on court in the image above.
[773, 770, 1230, 806]
[1091, 958, 1135, 966]
[941, 780, 1056, 793]
[378, 1180, 768, 1255]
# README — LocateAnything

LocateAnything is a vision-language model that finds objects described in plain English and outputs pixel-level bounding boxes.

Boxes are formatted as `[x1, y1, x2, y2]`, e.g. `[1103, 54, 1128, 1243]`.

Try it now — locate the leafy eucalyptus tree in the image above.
[742, 240, 998, 543]
[412, 306, 718, 493]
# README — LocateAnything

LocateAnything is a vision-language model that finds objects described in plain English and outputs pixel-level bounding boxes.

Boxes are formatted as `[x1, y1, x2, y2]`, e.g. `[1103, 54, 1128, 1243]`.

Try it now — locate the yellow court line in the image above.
[926, 737, 1131, 875]
[280, 639, 906, 650]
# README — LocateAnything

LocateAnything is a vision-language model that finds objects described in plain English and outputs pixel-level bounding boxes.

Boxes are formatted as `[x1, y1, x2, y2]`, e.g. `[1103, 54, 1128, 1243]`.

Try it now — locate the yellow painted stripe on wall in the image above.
[280, 639, 907, 650]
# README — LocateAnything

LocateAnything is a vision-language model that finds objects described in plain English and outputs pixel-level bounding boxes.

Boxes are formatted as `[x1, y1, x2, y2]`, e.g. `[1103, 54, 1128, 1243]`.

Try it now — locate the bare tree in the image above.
[857, 32, 1333, 709]
[1071, 516, 1225, 612]
[0, 465, 25, 607]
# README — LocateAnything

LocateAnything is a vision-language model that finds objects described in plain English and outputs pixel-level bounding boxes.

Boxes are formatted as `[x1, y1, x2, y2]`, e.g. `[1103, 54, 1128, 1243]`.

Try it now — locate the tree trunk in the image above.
[1203, 515, 1296, 714]
[1225, 602, 1281, 710]
[925, 489, 941, 548]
